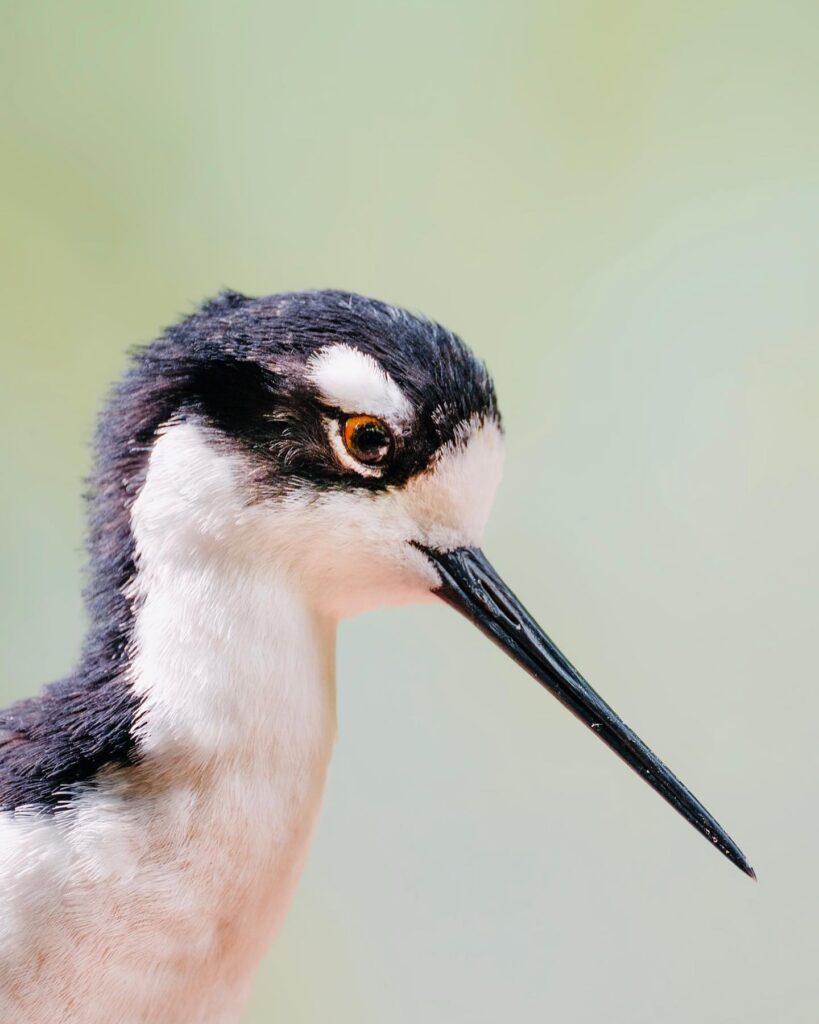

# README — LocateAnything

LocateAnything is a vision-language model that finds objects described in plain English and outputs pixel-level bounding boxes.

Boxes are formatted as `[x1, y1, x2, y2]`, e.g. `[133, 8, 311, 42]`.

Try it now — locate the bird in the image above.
[0, 289, 753, 1023]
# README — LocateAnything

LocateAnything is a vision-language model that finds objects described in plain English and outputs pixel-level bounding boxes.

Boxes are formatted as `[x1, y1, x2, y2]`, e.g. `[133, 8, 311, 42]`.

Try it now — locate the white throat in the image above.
[129, 420, 337, 758]
[129, 421, 337, 756]
[0, 424, 339, 1024]
[128, 421, 339, 959]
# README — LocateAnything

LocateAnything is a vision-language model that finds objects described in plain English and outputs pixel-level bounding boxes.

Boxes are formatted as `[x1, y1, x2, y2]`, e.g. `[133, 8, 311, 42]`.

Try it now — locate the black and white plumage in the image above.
[0, 290, 751, 1024]
[0, 290, 496, 813]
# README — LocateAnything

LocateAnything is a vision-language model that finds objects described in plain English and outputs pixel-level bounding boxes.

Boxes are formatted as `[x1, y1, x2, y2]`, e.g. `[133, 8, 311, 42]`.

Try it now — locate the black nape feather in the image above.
[198, 288, 250, 315]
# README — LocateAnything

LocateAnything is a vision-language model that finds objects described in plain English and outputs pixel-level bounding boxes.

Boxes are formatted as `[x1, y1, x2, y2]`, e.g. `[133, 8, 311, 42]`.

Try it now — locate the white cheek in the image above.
[129, 420, 249, 559]
[254, 491, 441, 617]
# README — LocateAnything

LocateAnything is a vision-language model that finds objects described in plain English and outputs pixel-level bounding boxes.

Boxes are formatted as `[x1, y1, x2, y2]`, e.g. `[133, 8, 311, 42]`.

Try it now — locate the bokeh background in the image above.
[2, 2, 818, 1021]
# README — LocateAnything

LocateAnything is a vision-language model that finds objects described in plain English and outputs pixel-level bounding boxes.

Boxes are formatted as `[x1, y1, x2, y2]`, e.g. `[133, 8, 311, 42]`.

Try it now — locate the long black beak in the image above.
[421, 545, 754, 879]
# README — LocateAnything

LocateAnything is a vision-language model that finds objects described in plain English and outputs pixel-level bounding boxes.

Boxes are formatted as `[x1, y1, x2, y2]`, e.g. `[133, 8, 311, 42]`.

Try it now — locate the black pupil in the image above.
[352, 421, 391, 461]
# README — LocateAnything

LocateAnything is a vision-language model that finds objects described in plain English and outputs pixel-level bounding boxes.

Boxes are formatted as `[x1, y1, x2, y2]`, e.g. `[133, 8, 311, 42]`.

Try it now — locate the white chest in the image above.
[0, 556, 337, 1024]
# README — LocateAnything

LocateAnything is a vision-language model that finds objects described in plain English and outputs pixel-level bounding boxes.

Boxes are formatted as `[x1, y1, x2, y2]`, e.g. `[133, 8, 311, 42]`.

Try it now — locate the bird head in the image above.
[119, 290, 502, 619]
[97, 288, 752, 877]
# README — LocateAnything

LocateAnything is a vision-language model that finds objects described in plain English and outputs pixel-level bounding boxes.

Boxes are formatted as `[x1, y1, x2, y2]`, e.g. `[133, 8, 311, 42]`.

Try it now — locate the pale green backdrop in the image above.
[2, 2, 818, 1021]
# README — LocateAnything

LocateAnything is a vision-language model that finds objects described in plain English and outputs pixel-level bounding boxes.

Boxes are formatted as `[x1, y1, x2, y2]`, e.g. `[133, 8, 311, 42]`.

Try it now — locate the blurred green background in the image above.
[2, 2, 818, 1021]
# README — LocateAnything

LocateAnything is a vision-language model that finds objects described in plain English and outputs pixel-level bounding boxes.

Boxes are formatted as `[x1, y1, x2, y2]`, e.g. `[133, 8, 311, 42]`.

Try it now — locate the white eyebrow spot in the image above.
[306, 344, 412, 421]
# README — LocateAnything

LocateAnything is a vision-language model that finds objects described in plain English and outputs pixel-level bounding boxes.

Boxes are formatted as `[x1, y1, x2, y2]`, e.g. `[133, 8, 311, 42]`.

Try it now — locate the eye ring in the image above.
[342, 415, 395, 466]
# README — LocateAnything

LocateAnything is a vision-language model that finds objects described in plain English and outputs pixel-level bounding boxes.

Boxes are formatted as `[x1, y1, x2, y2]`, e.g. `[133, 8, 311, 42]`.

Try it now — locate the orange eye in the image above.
[342, 415, 395, 466]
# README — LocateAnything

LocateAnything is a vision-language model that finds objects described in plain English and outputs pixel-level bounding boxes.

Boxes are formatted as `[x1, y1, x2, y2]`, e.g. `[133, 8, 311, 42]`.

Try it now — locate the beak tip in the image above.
[728, 845, 756, 880]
